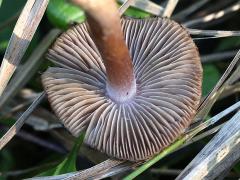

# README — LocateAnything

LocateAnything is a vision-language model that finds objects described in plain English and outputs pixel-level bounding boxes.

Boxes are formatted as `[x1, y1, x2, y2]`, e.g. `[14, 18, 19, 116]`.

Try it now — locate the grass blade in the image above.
[184, 1, 240, 27]
[119, 0, 135, 16]
[173, 0, 210, 20]
[189, 29, 240, 36]
[0, 92, 45, 150]
[201, 51, 236, 63]
[28, 159, 124, 180]
[196, 50, 240, 120]
[118, 0, 164, 15]
[163, 0, 179, 17]
[0, 0, 49, 96]
[0, 29, 61, 109]
[177, 111, 240, 179]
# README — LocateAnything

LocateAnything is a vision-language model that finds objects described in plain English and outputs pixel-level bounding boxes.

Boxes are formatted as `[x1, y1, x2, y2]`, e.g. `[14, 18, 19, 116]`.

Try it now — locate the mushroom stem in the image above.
[71, 0, 136, 102]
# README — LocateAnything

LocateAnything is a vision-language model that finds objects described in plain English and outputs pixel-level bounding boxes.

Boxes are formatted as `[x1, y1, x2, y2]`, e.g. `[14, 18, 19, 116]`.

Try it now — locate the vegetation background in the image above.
[0, 0, 240, 179]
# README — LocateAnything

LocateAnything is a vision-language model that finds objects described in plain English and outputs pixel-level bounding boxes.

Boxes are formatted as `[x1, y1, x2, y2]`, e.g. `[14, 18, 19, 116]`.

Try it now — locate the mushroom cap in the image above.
[42, 17, 202, 161]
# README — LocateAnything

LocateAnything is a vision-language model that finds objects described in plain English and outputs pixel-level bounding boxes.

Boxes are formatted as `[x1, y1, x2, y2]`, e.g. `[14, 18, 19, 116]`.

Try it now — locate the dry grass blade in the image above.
[27, 160, 140, 180]
[194, 36, 240, 40]
[1, 99, 33, 119]
[0, 29, 61, 109]
[184, 1, 240, 27]
[27, 159, 125, 180]
[163, 0, 179, 17]
[201, 50, 236, 63]
[177, 111, 240, 179]
[219, 82, 240, 100]
[196, 50, 240, 121]
[63, 160, 125, 180]
[150, 168, 240, 178]
[1, 162, 58, 179]
[184, 123, 224, 148]
[188, 28, 240, 38]
[118, 0, 164, 15]
[0, 0, 49, 97]
[188, 101, 240, 138]
[173, 0, 211, 21]
[225, 61, 240, 85]
[91, 162, 140, 180]
[0, 124, 66, 155]
[0, 92, 45, 150]
[119, 0, 135, 16]
[24, 114, 61, 132]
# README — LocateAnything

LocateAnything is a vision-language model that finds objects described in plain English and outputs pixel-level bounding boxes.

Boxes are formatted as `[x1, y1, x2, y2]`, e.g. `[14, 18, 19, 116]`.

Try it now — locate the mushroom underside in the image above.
[42, 17, 202, 161]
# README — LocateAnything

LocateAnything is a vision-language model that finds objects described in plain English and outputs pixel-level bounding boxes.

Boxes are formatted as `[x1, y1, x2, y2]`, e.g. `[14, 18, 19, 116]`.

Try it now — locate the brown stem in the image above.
[71, 0, 136, 102]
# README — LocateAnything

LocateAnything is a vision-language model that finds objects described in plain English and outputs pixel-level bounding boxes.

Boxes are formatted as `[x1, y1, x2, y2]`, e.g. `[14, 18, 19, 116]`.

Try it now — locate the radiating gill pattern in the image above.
[42, 17, 202, 161]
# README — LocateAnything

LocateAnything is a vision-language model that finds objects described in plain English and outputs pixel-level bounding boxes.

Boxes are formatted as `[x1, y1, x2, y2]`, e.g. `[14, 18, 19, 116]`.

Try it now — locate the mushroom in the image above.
[42, 0, 202, 161]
